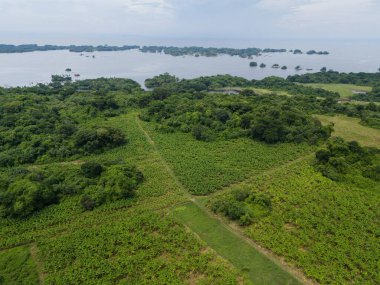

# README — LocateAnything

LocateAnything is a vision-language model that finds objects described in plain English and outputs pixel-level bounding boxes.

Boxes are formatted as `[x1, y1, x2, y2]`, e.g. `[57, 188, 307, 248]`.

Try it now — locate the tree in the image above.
[81, 161, 103, 178]
[1, 179, 43, 218]
[320, 67, 327, 72]
[192, 125, 212, 141]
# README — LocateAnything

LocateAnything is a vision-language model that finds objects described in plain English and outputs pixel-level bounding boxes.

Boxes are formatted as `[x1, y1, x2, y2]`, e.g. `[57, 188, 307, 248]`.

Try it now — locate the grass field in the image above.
[316, 115, 380, 147]
[302, 83, 372, 98]
[173, 202, 301, 285]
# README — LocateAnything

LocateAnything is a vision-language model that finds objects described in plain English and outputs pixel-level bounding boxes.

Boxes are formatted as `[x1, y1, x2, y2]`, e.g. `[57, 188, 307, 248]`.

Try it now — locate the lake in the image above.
[1, 39, 380, 87]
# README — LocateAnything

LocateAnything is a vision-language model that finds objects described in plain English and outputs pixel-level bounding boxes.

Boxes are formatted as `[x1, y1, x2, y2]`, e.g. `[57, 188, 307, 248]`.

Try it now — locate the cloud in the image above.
[0, 0, 379, 40]
[256, 0, 380, 38]
[123, 0, 173, 15]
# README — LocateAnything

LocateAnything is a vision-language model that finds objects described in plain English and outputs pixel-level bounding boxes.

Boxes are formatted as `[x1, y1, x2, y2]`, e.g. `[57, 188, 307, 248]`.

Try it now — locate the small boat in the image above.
[74, 74, 80, 77]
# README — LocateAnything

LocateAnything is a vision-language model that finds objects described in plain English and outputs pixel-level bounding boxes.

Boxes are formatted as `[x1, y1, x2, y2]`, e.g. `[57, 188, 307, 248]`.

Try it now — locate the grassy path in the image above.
[135, 116, 307, 285]
[174, 202, 301, 285]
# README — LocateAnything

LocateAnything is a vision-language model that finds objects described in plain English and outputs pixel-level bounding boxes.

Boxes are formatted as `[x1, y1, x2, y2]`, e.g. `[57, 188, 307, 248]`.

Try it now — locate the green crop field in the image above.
[316, 115, 380, 147]
[207, 159, 380, 285]
[141, 121, 314, 195]
[302, 83, 372, 98]
[0, 114, 246, 285]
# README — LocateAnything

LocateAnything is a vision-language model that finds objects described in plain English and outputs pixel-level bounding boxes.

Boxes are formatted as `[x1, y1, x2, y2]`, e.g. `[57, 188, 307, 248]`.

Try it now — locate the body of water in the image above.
[1, 39, 379, 87]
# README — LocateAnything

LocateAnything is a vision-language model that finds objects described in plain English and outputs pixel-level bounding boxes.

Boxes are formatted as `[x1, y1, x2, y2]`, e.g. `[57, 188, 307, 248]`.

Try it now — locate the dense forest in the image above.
[0, 72, 379, 285]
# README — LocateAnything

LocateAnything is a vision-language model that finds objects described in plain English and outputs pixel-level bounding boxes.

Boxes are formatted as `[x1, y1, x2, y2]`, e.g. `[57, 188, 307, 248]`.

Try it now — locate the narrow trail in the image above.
[210, 153, 315, 198]
[135, 116, 317, 285]
[30, 243, 46, 285]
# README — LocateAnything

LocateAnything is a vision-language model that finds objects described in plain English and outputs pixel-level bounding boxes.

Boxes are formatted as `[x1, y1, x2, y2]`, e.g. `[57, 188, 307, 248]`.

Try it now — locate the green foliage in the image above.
[210, 189, 272, 226]
[74, 126, 126, 154]
[217, 159, 380, 284]
[81, 161, 103, 178]
[315, 137, 380, 182]
[142, 90, 332, 144]
[142, 121, 313, 194]
[253, 76, 339, 98]
[145, 73, 179, 89]
[0, 79, 133, 167]
[288, 70, 380, 86]
[0, 161, 143, 217]
[80, 164, 143, 211]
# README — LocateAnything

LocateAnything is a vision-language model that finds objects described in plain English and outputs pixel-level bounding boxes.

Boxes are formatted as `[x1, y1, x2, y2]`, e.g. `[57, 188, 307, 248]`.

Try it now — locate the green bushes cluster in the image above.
[80, 163, 143, 211]
[0, 86, 127, 167]
[0, 162, 143, 217]
[315, 137, 380, 182]
[141, 91, 332, 144]
[210, 189, 272, 226]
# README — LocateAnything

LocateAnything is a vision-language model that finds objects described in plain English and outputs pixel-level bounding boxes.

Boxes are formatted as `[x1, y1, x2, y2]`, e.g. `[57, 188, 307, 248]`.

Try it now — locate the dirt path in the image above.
[210, 153, 314, 198]
[135, 116, 317, 285]
[30, 243, 46, 285]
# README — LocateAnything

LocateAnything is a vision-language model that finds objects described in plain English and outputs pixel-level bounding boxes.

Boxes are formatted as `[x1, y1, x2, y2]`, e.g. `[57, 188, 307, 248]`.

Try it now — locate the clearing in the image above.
[316, 115, 380, 147]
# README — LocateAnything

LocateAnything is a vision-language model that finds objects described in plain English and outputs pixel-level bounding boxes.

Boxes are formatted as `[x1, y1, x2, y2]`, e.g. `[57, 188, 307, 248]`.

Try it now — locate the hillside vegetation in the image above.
[0, 72, 379, 285]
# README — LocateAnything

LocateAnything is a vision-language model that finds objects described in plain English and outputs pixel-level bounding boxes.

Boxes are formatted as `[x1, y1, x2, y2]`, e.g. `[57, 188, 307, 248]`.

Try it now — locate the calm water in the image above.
[1, 39, 379, 87]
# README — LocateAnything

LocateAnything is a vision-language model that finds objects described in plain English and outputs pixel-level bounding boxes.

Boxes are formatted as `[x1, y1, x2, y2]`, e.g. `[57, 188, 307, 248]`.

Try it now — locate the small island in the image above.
[0, 44, 330, 58]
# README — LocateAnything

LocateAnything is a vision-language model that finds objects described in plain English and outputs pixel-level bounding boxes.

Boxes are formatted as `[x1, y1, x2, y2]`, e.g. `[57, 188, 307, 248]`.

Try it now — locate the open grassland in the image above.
[141, 121, 314, 195]
[302, 83, 372, 98]
[173, 202, 301, 285]
[208, 159, 380, 285]
[316, 115, 380, 147]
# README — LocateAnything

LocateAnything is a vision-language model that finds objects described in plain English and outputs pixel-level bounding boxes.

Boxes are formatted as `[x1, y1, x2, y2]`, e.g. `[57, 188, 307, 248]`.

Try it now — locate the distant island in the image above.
[0, 44, 329, 58]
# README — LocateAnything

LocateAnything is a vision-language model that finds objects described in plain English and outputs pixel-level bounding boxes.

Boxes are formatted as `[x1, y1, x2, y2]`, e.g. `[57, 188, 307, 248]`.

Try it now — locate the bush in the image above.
[81, 161, 103, 178]
[0, 179, 54, 218]
[80, 194, 97, 211]
[210, 190, 272, 226]
[191, 125, 212, 141]
[315, 137, 379, 182]
[80, 164, 144, 211]
[74, 126, 126, 153]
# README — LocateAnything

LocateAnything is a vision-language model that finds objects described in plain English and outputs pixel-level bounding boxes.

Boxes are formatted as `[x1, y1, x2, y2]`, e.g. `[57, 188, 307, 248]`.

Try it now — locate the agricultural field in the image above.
[0, 113, 248, 285]
[142, 122, 314, 195]
[315, 115, 380, 147]
[302, 83, 372, 98]
[206, 159, 380, 285]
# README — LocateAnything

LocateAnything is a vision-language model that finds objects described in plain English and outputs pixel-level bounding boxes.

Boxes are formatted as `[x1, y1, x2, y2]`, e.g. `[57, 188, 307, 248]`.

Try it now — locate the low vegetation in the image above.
[0, 71, 379, 284]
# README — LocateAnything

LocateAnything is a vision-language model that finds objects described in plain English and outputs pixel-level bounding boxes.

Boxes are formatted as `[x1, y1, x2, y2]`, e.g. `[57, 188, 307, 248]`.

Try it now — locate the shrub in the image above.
[81, 161, 104, 178]
[74, 126, 126, 153]
[80, 164, 144, 211]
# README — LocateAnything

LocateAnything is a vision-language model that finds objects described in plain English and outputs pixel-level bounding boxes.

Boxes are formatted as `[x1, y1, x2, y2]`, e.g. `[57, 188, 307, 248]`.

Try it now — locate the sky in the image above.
[1, 0, 379, 43]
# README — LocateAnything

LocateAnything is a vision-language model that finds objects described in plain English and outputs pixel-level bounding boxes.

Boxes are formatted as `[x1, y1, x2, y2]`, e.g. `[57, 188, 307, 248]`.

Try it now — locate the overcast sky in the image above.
[1, 0, 379, 43]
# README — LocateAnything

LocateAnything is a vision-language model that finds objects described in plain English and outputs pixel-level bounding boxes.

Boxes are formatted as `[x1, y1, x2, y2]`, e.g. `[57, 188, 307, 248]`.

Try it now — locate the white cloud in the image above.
[123, 0, 173, 15]
[0, 0, 379, 39]
[256, 0, 380, 38]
